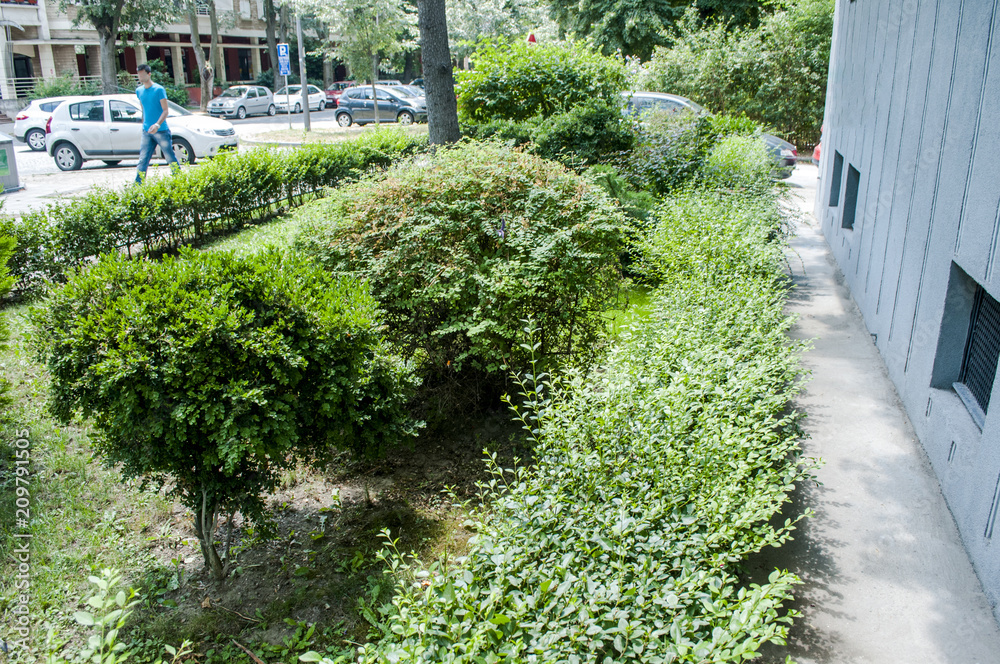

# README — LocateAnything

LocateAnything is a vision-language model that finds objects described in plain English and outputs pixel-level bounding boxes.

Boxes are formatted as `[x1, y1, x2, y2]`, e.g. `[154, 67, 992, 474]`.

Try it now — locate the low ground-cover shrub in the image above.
[293, 141, 626, 402]
[457, 40, 628, 123]
[0, 130, 425, 297]
[356, 176, 808, 662]
[30, 249, 420, 580]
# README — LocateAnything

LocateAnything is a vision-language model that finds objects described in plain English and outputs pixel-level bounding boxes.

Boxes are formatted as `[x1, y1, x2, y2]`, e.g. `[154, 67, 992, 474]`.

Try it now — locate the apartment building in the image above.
[0, 0, 273, 108]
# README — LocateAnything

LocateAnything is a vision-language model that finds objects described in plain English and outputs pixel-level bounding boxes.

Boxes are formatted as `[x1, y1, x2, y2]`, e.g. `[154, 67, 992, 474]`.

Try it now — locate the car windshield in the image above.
[220, 87, 247, 98]
[392, 86, 419, 98]
[277, 86, 301, 95]
[167, 101, 191, 117]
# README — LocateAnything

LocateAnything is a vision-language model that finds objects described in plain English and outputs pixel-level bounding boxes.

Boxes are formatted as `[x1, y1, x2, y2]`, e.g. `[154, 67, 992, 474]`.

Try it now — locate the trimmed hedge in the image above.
[352, 144, 808, 663]
[0, 130, 425, 296]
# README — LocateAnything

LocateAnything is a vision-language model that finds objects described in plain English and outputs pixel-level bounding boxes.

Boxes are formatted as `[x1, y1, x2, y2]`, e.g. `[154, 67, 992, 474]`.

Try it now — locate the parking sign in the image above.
[277, 43, 291, 76]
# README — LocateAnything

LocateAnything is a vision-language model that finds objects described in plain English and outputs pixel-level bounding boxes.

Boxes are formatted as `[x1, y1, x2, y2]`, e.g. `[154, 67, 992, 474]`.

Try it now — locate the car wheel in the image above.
[337, 112, 352, 127]
[397, 110, 414, 126]
[172, 137, 196, 165]
[53, 143, 82, 171]
[236, 105, 247, 120]
[25, 128, 46, 151]
[268, 104, 276, 116]
[102, 160, 121, 166]
[294, 102, 302, 114]
[315, 99, 324, 112]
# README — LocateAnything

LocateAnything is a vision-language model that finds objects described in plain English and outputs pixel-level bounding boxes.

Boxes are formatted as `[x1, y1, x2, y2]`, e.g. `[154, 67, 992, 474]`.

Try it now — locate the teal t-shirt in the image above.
[136, 83, 168, 132]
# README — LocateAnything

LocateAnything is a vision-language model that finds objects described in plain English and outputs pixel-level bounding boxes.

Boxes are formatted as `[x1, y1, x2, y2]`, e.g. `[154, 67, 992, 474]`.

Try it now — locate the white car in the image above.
[14, 97, 70, 151]
[273, 84, 326, 113]
[45, 94, 239, 171]
[207, 85, 276, 119]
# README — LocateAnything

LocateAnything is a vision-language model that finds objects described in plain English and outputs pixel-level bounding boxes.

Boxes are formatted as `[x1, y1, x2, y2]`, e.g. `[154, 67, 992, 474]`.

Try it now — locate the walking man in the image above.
[135, 63, 180, 184]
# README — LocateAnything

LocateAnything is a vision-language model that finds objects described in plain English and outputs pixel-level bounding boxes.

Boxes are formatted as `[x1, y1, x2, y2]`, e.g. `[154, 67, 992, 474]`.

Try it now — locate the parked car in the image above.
[334, 85, 427, 126]
[623, 91, 705, 117]
[398, 85, 425, 98]
[375, 79, 403, 86]
[207, 85, 275, 119]
[325, 81, 355, 108]
[46, 94, 238, 171]
[273, 84, 326, 113]
[14, 97, 69, 151]
[408, 78, 423, 87]
[762, 133, 797, 178]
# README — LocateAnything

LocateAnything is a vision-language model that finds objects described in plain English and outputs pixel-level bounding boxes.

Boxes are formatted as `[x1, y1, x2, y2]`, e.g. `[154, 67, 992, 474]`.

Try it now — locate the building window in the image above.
[842, 163, 860, 229]
[829, 150, 844, 207]
[956, 285, 1000, 425]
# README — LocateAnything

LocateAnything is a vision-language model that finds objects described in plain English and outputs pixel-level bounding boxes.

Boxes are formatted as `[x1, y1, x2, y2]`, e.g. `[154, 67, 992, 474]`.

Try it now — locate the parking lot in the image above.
[0, 107, 356, 217]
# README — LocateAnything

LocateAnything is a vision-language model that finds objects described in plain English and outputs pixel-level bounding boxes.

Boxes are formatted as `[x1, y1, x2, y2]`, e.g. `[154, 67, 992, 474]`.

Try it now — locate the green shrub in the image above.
[461, 117, 537, 146]
[360, 184, 808, 663]
[638, 1, 833, 144]
[456, 40, 629, 123]
[616, 112, 716, 196]
[704, 133, 776, 192]
[0, 236, 12, 412]
[30, 249, 420, 580]
[293, 141, 626, 398]
[530, 99, 637, 170]
[28, 74, 99, 100]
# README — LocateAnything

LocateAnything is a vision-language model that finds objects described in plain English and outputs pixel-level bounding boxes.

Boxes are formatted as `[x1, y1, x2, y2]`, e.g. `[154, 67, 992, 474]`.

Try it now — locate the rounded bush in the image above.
[31, 249, 419, 577]
[293, 141, 627, 395]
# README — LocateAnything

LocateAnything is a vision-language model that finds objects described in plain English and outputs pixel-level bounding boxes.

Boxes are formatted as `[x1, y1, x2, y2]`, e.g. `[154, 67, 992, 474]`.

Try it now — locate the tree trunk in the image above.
[97, 25, 119, 94]
[187, 3, 213, 111]
[279, 4, 289, 51]
[264, 0, 278, 76]
[371, 54, 380, 124]
[402, 50, 416, 83]
[417, 0, 460, 144]
[208, 0, 224, 86]
[193, 487, 225, 582]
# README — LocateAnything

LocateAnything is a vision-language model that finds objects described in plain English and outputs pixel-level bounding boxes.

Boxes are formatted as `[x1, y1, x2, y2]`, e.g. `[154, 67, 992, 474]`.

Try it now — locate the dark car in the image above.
[335, 85, 427, 126]
[762, 133, 797, 178]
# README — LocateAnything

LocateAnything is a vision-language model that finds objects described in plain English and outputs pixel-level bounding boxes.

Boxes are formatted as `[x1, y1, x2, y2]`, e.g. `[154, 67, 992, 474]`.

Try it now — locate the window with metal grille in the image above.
[829, 150, 844, 207]
[959, 285, 1000, 418]
[841, 164, 860, 229]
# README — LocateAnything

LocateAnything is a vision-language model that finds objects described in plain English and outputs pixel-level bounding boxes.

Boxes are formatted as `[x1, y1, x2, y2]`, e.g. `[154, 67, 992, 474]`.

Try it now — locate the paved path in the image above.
[752, 165, 1000, 663]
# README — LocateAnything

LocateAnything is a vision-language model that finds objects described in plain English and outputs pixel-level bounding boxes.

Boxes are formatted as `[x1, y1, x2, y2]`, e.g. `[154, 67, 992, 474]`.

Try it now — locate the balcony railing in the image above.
[0, 75, 107, 100]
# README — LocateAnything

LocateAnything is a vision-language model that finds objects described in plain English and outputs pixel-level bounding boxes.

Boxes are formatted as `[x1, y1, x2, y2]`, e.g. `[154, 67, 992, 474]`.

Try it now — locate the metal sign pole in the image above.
[297, 15, 310, 132]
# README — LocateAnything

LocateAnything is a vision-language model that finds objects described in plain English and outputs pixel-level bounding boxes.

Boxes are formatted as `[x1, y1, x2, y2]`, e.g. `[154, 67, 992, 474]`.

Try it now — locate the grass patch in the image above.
[251, 124, 428, 145]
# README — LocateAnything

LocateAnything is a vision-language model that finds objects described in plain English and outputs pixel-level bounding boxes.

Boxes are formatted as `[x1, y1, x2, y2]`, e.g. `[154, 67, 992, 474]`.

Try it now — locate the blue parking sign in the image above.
[277, 43, 291, 76]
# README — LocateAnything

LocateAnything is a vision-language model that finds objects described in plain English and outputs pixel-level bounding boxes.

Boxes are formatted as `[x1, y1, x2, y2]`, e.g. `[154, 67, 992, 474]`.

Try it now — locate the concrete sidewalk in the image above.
[752, 164, 1000, 663]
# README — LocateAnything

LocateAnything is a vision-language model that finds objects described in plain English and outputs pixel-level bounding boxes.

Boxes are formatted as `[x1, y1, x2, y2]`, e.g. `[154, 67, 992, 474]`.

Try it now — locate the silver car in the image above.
[14, 97, 69, 151]
[207, 86, 276, 119]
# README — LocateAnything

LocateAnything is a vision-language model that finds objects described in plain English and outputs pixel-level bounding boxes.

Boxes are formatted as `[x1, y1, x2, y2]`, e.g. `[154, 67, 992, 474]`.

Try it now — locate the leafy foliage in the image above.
[638, 1, 834, 144]
[357, 165, 808, 663]
[0, 129, 424, 297]
[703, 133, 775, 192]
[28, 74, 100, 100]
[530, 99, 637, 170]
[146, 59, 190, 106]
[293, 141, 626, 397]
[547, 0, 685, 60]
[456, 40, 629, 123]
[30, 250, 419, 577]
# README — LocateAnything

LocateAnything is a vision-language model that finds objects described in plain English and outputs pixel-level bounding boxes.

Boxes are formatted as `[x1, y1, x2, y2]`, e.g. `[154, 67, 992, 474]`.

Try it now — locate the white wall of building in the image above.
[818, 0, 1000, 619]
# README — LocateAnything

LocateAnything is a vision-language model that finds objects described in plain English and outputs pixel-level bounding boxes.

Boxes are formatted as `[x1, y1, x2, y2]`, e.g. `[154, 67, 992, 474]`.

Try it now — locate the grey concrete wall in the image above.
[817, 0, 1000, 620]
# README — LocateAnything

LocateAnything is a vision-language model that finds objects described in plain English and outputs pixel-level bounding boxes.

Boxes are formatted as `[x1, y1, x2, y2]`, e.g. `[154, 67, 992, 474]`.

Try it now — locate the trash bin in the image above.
[0, 132, 22, 193]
